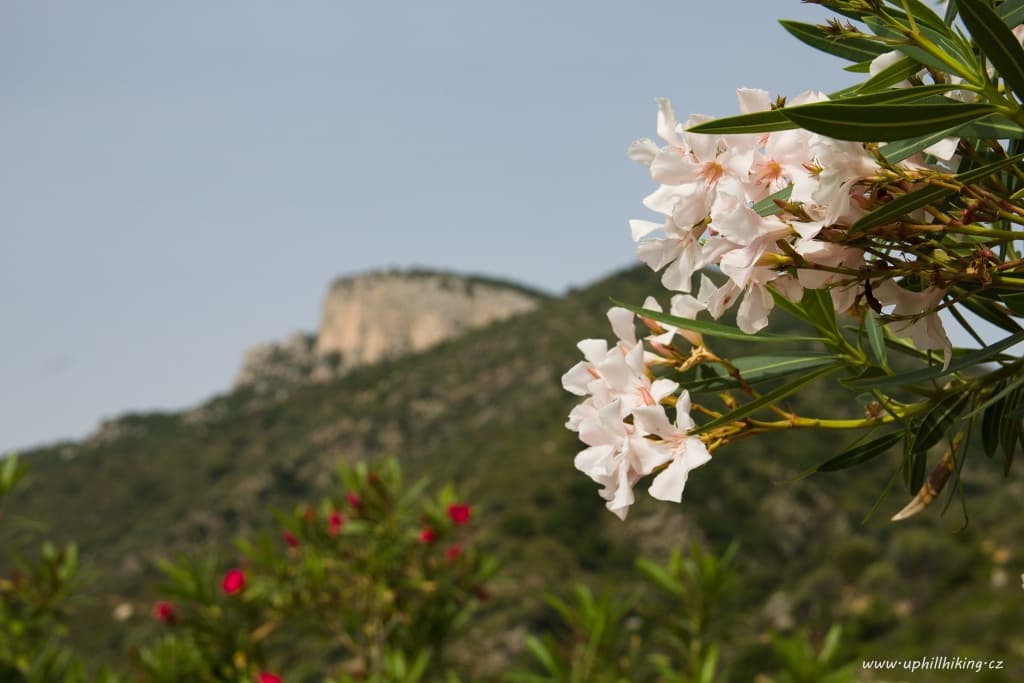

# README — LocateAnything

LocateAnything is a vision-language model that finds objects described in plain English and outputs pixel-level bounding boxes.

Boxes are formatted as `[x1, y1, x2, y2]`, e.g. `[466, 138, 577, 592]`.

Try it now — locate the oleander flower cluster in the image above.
[562, 305, 711, 519]
[627, 88, 952, 359]
[565, 87, 959, 518]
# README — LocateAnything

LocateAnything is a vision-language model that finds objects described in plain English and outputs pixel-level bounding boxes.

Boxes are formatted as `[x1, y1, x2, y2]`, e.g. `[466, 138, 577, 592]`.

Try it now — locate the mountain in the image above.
[5, 266, 1023, 680]
[231, 269, 547, 397]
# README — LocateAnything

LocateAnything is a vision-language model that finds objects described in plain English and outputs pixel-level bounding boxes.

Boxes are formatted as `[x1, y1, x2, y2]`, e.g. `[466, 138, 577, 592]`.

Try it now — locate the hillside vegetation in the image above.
[6, 266, 1023, 680]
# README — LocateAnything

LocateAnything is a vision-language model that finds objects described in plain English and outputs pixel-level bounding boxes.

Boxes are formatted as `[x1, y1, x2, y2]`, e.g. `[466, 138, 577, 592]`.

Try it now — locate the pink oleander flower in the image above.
[221, 568, 246, 595]
[447, 503, 471, 525]
[152, 600, 177, 624]
[445, 544, 463, 562]
[282, 530, 299, 549]
[328, 510, 344, 537]
[574, 399, 676, 520]
[631, 391, 711, 503]
[346, 492, 362, 508]
[873, 281, 952, 369]
[258, 673, 283, 683]
[419, 528, 437, 544]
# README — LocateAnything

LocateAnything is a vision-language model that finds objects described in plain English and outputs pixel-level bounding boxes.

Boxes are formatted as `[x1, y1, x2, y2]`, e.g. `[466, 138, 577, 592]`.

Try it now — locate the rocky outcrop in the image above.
[232, 269, 545, 396]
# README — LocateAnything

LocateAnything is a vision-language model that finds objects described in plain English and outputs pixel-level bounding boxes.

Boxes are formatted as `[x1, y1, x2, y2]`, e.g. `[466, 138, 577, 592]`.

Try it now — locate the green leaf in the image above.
[782, 102, 996, 142]
[817, 431, 903, 472]
[913, 392, 971, 454]
[684, 353, 845, 393]
[999, 292, 1024, 315]
[844, 330, 1024, 390]
[997, 383, 1024, 472]
[779, 20, 890, 62]
[865, 310, 889, 368]
[958, 294, 1024, 334]
[802, 288, 839, 338]
[963, 372, 1024, 420]
[636, 557, 683, 596]
[959, 0, 1024, 103]
[753, 185, 793, 217]
[1001, 0, 1024, 26]
[611, 299, 826, 344]
[852, 152, 1024, 232]
[690, 363, 844, 435]
[844, 59, 874, 73]
[688, 85, 959, 137]
[954, 114, 1024, 139]
[900, 0, 957, 31]
[687, 109, 795, 135]
[982, 381, 1009, 458]
[700, 643, 719, 683]
[523, 636, 561, 676]
[880, 126, 958, 163]
[945, 0, 960, 24]
[836, 83, 963, 103]
[851, 56, 922, 94]
[863, 15, 979, 80]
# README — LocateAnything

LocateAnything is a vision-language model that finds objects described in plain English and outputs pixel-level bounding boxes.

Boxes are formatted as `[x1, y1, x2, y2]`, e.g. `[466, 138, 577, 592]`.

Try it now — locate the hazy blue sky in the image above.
[2, 1, 864, 451]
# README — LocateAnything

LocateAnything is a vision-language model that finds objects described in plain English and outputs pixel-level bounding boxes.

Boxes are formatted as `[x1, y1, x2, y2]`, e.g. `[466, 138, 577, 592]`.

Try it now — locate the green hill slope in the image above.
[6, 266, 1024, 680]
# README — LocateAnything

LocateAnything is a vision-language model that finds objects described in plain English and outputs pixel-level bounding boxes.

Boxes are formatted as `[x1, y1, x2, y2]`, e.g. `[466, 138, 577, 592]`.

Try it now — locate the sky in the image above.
[0, 1, 871, 452]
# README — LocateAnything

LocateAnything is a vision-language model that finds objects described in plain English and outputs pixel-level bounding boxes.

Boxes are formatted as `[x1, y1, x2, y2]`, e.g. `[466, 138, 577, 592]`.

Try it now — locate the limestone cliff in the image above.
[233, 269, 546, 396]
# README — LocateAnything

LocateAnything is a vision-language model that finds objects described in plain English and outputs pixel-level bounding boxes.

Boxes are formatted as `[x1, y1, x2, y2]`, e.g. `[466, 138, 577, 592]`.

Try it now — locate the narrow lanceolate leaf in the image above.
[865, 310, 888, 368]
[753, 186, 792, 217]
[844, 330, 1024, 389]
[959, 295, 1024, 334]
[851, 56, 922, 94]
[945, 0, 959, 24]
[913, 392, 971, 455]
[955, 115, 1024, 140]
[611, 299, 826, 343]
[687, 86, 957, 136]
[833, 83, 962, 104]
[962, 372, 1024, 420]
[998, 383, 1024, 473]
[687, 109, 794, 135]
[802, 288, 838, 339]
[778, 20, 890, 62]
[880, 126, 959, 164]
[1001, 0, 1024, 27]
[899, 0, 956, 32]
[998, 291, 1024, 315]
[959, 0, 1024, 103]
[689, 363, 844, 435]
[782, 102, 996, 142]
[684, 353, 844, 393]
[817, 431, 903, 472]
[863, 16, 979, 80]
[852, 152, 1024, 232]
[982, 381, 1009, 458]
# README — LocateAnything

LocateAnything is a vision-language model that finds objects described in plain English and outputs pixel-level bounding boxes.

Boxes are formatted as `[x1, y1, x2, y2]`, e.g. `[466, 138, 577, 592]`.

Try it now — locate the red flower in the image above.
[418, 528, 436, 544]
[328, 511, 344, 537]
[152, 600, 177, 624]
[282, 530, 299, 548]
[258, 673, 283, 683]
[445, 544, 463, 562]
[447, 503, 471, 525]
[221, 568, 246, 595]
[347, 492, 362, 508]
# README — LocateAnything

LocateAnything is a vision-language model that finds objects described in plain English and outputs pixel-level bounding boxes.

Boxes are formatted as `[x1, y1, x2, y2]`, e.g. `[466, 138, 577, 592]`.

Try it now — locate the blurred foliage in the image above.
[2, 268, 1022, 681]
[136, 457, 495, 682]
[0, 455, 120, 682]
